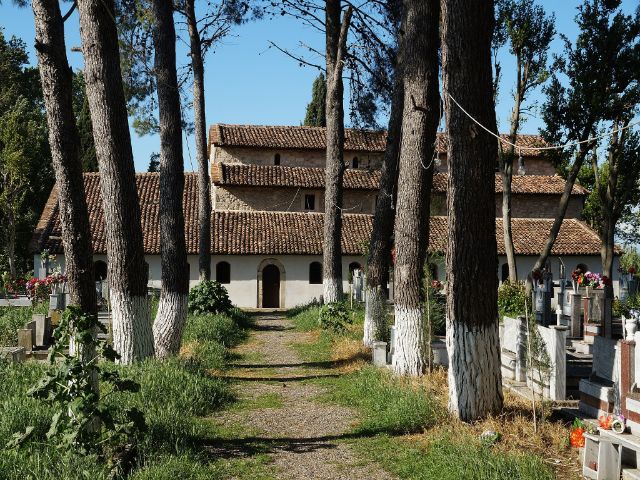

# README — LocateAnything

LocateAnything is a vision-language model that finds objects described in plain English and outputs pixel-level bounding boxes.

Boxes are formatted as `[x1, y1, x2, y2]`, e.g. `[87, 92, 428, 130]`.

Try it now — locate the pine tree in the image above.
[303, 73, 327, 127]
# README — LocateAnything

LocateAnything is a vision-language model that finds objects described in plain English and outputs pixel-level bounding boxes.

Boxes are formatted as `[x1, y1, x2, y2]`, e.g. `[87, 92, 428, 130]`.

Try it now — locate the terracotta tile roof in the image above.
[432, 173, 588, 195]
[212, 163, 381, 190]
[213, 163, 586, 195]
[210, 124, 547, 156]
[33, 173, 603, 257]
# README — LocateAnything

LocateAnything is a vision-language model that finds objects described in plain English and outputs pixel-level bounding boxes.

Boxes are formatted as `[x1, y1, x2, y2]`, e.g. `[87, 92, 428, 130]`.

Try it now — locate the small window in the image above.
[304, 194, 316, 211]
[352, 156, 359, 169]
[274, 153, 281, 165]
[216, 261, 230, 284]
[309, 262, 322, 284]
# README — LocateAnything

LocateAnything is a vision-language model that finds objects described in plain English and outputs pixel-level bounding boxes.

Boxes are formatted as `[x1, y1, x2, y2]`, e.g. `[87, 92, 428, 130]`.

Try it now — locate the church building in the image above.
[31, 124, 615, 309]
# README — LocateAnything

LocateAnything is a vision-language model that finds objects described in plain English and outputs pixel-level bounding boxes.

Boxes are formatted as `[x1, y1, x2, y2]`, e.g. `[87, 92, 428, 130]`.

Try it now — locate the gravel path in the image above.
[210, 314, 396, 480]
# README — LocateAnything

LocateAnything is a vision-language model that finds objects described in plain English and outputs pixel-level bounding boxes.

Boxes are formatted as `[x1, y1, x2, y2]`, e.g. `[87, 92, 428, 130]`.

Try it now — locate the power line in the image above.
[446, 92, 640, 153]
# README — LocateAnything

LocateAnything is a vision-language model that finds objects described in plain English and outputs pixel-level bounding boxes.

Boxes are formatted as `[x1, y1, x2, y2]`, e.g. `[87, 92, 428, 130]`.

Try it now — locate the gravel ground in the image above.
[211, 315, 396, 480]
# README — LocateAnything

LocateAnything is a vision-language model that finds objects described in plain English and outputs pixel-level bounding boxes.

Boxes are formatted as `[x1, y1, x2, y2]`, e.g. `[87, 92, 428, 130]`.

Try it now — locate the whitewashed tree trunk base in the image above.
[447, 320, 503, 421]
[110, 292, 154, 363]
[392, 306, 427, 376]
[364, 287, 387, 347]
[153, 292, 188, 358]
[323, 278, 342, 304]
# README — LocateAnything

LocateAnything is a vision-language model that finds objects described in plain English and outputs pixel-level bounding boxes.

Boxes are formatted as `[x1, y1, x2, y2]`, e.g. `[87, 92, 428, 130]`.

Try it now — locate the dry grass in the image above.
[330, 341, 582, 480]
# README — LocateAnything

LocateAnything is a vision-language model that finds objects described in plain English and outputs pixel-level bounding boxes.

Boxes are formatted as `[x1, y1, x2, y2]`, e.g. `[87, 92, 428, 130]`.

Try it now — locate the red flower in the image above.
[570, 428, 585, 448]
[602, 275, 612, 286]
[630, 267, 637, 275]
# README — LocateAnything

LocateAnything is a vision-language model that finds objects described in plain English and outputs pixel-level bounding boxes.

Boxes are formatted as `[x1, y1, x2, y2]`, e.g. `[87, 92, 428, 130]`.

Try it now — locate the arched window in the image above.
[94, 260, 108, 281]
[274, 153, 281, 165]
[216, 261, 231, 284]
[575, 263, 589, 275]
[501, 263, 509, 283]
[309, 262, 322, 284]
[352, 156, 359, 169]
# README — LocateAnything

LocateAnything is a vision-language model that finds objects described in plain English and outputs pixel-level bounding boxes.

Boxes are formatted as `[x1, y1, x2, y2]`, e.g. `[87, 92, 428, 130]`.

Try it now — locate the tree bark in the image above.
[185, 0, 212, 282]
[501, 62, 524, 283]
[323, 0, 352, 304]
[442, 0, 503, 420]
[391, 0, 439, 377]
[32, 0, 97, 316]
[151, 0, 190, 358]
[363, 75, 403, 347]
[77, 0, 154, 363]
[527, 144, 590, 294]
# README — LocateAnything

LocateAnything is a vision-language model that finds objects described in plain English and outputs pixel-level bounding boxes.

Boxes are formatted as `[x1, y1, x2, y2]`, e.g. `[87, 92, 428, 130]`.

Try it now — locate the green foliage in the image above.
[620, 249, 640, 273]
[0, 31, 53, 275]
[182, 312, 248, 369]
[188, 281, 232, 315]
[303, 73, 326, 127]
[498, 281, 528, 320]
[71, 71, 98, 172]
[0, 304, 45, 346]
[8, 306, 145, 462]
[147, 152, 160, 172]
[319, 302, 353, 334]
[322, 366, 443, 435]
[423, 259, 446, 337]
[614, 294, 640, 318]
[353, 434, 554, 480]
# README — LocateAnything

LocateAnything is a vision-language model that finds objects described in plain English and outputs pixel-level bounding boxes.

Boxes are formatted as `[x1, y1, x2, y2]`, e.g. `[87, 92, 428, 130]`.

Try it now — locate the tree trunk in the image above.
[501, 55, 526, 284]
[185, 0, 211, 282]
[363, 70, 404, 347]
[32, 0, 97, 315]
[77, 0, 154, 363]
[527, 145, 589, 294]
[391, 0, 439, 377]
[7, 212, 16, 276]
[151, 0, 190, 358]
[322, 1, 352, 304]
[442, 0, 503, 420]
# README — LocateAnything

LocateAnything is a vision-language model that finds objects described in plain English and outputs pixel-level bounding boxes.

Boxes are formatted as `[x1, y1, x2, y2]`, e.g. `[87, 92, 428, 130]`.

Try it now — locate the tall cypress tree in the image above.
[304, 73, 327, 127]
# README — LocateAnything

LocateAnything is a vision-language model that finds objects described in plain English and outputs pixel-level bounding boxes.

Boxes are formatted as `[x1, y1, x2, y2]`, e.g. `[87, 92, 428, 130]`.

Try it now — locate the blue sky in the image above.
[0, 0, 637, 172]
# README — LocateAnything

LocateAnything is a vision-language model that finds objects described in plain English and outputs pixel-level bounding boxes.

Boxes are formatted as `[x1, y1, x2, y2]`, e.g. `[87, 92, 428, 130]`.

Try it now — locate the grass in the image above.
[288, 300, 575, 480]
[0, 303, 48, 346]
[228, 393, 285, 411]
[0, 307, 262, 480]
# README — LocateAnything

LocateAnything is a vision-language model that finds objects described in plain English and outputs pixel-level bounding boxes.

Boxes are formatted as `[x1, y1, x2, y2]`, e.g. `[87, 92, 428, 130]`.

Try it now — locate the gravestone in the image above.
[570, 292, 582, 338]
[588, 290, 606, 324]
[353, 270, 364, 302]
[534, 274, 554, 327]
[17, 329, 33, 351]
[0, 346, 25, 363]
[620, 276, 629, 304]
[33, 314, 52, 347]
[372, 341, 387, 367]
[24, 320, 36, 346]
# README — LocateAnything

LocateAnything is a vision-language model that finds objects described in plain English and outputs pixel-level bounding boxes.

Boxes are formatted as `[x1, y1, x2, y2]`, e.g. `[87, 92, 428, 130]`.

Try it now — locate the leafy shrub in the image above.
[319, 302, 353, 334]
[0, 303, 48, 346]
[620, 249, 640, 273]
[183, 313, 246, 348]
[188, 281, 232, 315]
[498, 281, 528, 320]
[614, 293, 640, 318]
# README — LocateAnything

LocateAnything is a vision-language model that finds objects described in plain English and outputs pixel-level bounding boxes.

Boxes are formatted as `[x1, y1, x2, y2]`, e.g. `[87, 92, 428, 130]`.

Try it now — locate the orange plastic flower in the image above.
[599, 414, 613, 429]
[570, 427, 585, 448]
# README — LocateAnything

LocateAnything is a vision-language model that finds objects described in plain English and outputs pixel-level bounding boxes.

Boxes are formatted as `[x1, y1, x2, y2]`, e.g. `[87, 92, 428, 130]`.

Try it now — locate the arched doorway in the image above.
[94, 260, 108, 281]
[262, 265, 280, 308]
[257, 259, 286, 308]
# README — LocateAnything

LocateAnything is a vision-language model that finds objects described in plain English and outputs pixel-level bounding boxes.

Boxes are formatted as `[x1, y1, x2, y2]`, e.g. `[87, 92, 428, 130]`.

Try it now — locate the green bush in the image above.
[615, 293, 640, 318]
[319, 302, 353, 334]
[0, 304, 48, 346]
[498, 281, 528, 320]
[188, 281, 232, 315]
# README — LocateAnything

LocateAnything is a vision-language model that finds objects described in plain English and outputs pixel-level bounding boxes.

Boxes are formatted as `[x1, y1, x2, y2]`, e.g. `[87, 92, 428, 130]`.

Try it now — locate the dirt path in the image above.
[209, 315, 396, 480]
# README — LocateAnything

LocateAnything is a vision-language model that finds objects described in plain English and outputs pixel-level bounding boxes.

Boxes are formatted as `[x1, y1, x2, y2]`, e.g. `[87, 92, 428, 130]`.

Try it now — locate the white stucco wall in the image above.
[38, 252, 623, 309]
